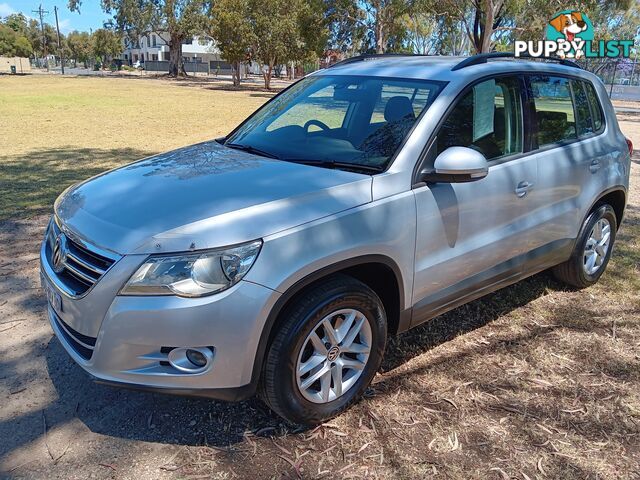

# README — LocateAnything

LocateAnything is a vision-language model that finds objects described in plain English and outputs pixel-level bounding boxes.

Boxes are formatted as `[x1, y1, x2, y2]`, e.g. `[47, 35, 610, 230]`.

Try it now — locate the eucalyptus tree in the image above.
[209, 0, 255, 86]
[69, 0, 213, 76]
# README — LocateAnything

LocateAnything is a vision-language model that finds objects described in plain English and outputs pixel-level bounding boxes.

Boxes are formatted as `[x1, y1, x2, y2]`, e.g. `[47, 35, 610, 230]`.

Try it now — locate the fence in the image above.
[607, 85, 640, 102]
[144, 60, 210, 74]
[571, 58, 640, 101]
[209, 60, 233, 75]
[579, 58, 639, 86]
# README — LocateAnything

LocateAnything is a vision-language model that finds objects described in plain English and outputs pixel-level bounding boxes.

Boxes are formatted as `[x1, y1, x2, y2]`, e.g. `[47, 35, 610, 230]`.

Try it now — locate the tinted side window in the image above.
[530, 76, 577, 147]
[571, 79, 594, 137]
[437, 77, 523, 160]
[584, 81, 604, 131]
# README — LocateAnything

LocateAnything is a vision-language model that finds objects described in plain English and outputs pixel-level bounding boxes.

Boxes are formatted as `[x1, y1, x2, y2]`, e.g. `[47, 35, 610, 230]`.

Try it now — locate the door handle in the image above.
[515, 181, 533, 198]
[590, 159, 601, 173]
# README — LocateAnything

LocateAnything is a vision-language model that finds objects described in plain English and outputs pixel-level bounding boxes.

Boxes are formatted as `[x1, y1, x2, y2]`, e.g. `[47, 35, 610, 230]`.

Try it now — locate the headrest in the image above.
[384, 96, 415, 122]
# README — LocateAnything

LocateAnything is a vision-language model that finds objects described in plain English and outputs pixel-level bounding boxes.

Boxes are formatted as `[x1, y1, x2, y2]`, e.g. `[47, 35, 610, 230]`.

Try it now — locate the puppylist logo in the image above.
[514, 10, 633, 60]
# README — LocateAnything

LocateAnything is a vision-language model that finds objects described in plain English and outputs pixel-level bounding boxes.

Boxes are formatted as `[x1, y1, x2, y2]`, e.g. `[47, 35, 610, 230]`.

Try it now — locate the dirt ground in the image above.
[1, 102, 639, 479]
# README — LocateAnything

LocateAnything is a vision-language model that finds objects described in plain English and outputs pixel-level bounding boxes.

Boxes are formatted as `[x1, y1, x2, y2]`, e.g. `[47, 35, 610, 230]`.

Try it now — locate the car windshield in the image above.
[225, 75, 445, 172]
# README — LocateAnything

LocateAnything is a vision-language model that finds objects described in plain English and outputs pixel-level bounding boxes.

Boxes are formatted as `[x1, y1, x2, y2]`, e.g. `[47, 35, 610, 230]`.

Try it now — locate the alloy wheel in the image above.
[295, 308, 372, 404]
[583, 218, 611, 275]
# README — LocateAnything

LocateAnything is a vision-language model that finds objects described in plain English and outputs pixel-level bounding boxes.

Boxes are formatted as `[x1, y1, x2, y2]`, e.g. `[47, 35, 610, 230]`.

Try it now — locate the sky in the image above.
[0, 0, 110, 33]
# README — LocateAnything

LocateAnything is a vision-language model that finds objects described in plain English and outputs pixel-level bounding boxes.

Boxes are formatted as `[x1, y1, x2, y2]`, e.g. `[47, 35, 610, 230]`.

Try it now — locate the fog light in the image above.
[186, 349, 207, 367]
[166, 347, 213, 373]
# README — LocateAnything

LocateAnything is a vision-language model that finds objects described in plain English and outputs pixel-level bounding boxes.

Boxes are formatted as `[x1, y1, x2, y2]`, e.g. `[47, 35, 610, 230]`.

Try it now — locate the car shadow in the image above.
[0, 147, 155, 222]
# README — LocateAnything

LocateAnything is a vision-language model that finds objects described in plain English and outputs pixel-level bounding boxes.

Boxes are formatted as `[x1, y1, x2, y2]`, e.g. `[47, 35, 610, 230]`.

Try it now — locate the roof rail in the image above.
[328, 53, 430, 69]
[451, 52, 581, 71]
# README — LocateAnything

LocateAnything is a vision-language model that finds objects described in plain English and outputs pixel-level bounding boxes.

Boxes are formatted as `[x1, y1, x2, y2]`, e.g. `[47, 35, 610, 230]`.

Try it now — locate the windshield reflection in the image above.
[125, 141, 261, 180]
[226, 75, 444, 170]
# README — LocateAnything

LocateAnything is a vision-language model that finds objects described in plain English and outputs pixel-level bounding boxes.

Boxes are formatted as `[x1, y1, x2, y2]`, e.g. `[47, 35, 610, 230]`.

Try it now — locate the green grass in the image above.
[0, 75, 271, 221]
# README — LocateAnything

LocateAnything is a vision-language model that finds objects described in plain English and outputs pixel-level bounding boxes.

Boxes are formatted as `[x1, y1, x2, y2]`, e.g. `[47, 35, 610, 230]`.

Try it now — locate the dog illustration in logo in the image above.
[549, 11, 588, 59]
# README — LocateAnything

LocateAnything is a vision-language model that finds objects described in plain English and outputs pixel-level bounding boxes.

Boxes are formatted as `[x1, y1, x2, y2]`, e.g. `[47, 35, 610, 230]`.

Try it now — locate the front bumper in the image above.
[41, 236, 281, 400]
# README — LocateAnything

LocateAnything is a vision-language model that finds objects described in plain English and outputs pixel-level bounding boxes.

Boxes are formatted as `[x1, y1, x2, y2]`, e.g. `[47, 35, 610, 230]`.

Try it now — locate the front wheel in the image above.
[260, 275, 387, 425]
[553, 204, 617, 288]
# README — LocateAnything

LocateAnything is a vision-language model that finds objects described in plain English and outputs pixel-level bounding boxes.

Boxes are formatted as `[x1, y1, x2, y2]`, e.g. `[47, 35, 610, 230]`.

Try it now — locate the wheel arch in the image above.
[248, 255, 408, 394]
[590, 186, 627, 229]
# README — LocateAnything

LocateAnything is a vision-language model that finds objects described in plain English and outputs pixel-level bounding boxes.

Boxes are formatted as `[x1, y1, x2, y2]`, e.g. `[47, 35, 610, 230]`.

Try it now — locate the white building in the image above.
[122, 33, 227, 69]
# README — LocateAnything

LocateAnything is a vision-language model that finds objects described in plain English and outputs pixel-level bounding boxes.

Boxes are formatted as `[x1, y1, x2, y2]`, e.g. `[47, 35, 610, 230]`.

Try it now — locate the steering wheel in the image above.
[303, 119, 331, 133]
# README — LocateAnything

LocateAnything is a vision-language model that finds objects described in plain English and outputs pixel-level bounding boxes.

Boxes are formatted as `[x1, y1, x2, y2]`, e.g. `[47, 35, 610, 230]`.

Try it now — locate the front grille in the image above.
[51, 308, 96, 360]
[45, 218, 118, 296]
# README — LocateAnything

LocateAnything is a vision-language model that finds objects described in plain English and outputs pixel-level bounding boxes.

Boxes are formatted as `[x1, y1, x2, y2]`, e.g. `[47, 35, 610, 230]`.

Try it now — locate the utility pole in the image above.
[54, 6, 65, 74]
[32, 4, 49, 70]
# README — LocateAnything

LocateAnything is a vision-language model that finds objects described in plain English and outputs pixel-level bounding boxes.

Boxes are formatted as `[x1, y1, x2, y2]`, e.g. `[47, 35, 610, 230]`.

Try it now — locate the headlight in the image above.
[120, 240, 262, 297]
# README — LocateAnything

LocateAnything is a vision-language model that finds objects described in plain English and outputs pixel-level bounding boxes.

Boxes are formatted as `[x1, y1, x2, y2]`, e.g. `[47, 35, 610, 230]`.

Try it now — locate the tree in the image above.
[324, 0, 367, 56]
[4, 13, 29, 35]
[441, 0, 636, 55]
[0, 15, 34, 57]
[365, 0, 412, 53]
[209, 0, 255, 86]
[250, 0, 326, 89]
[92, 28, 122, 66]
[400, 11, 438, 54]
[325, 0, 412, 54]
[436, 0, 513, 54]
[67, 30, 93, 67]
[438, 18, 471, 55]
[28, 22, 59, 59]
[250, 0, 295, 89]
[0, 24, 32, 56]
[298, 0, 330, 61]
[69, 0, 213, 77]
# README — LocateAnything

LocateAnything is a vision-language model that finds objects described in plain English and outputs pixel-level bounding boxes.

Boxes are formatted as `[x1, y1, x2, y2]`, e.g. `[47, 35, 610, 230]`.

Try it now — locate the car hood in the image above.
[55, 141, 372, 255]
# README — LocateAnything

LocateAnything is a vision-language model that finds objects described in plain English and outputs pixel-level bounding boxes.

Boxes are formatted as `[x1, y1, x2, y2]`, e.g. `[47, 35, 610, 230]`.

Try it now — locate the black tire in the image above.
[552, 204, 617, 288]
[260, 274, 387, 425]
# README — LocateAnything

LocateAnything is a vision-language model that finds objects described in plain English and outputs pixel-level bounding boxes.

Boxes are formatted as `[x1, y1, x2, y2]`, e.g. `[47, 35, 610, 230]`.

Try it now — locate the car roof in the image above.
[311, 54, 600, 85]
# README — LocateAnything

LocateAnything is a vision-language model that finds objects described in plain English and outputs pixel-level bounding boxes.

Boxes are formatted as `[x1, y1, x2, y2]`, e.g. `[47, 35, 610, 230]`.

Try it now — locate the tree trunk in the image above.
[480, 0, 495, 53]
[168, 33, 184, 77]
[232, 60, 241, 86]
[263, 59, 274, 89]
[375, 7, 385, 54]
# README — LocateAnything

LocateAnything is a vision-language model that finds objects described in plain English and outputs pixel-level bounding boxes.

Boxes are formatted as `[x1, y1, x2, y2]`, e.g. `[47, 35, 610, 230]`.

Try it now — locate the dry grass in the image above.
[0, 75, 638, 479]
[0, 75, 271, 221]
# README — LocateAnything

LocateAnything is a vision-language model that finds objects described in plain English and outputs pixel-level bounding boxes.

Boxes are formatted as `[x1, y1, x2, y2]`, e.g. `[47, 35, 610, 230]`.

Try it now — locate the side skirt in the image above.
[409, 239, 573, 329]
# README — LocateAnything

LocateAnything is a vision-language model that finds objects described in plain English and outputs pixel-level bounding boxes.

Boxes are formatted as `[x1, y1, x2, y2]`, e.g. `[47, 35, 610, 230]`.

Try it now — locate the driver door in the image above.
[411, 75, 540, 324]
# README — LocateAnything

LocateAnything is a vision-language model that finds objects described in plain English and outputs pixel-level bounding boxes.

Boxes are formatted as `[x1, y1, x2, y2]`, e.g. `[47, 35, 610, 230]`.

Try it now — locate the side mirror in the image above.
[420, 147, 489, 183]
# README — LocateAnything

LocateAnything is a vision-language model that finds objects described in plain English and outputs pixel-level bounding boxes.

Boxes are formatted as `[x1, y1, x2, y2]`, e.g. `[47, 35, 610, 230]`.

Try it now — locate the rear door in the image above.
[525, 75, 609, 253]
[412, 75, 542, 322]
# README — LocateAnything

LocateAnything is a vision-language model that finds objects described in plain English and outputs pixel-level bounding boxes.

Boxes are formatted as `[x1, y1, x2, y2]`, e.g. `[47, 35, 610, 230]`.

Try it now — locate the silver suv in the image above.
[41, 53, 632, 424]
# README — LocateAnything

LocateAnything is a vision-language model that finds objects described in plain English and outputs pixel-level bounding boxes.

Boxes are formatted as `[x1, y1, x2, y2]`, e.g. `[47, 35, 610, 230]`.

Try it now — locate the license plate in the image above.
[41, 272, 63, 316]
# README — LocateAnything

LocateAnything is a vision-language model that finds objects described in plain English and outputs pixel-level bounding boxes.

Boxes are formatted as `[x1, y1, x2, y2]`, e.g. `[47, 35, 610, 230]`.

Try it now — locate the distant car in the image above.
[41, 53, 632, 425]
[132, 60, 142, 69]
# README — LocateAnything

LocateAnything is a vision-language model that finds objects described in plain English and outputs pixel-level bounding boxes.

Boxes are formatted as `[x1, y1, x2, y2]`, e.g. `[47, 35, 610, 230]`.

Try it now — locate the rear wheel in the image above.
[553, 204, 617, 288]
[260, 274, 386, 425]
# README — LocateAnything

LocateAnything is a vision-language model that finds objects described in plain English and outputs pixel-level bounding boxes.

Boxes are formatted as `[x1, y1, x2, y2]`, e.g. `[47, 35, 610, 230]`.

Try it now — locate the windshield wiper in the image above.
[225, 143, 280, 159]
[284, 159, 384, 174]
